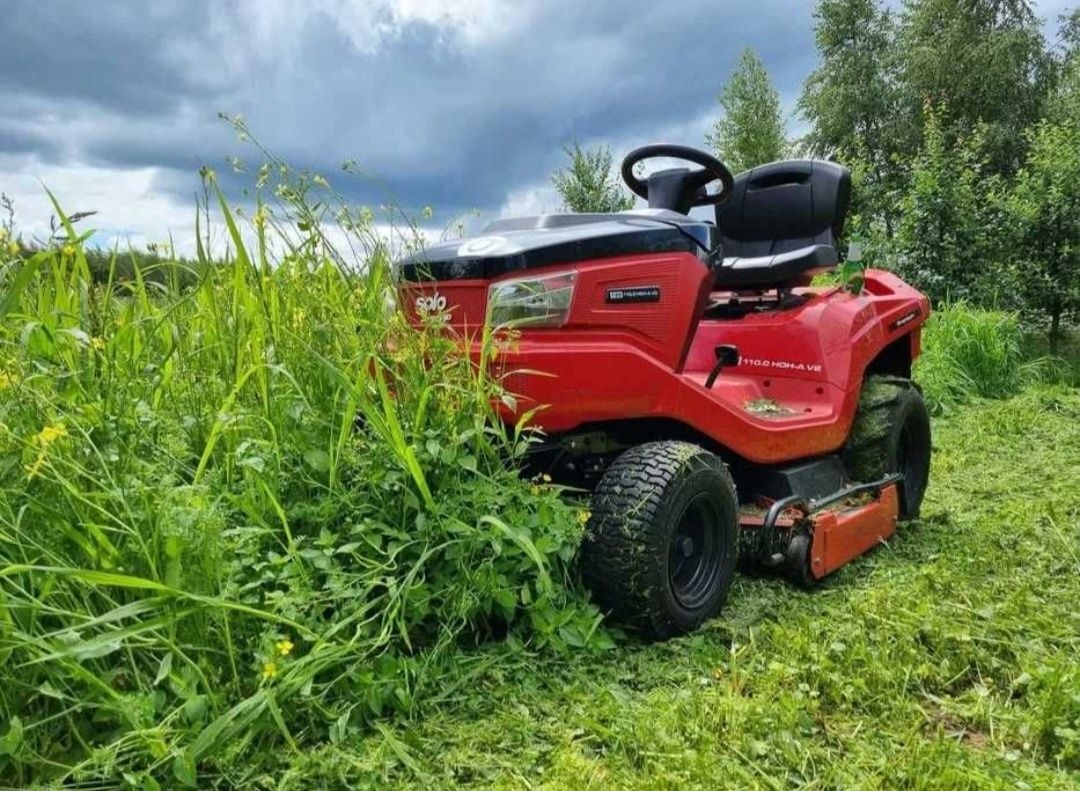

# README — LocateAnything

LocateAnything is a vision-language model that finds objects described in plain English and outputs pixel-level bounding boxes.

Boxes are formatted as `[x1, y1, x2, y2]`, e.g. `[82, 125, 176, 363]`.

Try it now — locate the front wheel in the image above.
[580, 441, 738, 639]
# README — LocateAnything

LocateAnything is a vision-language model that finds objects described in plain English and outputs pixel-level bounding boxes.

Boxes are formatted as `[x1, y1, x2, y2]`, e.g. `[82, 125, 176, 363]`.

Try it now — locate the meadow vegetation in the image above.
[1, 1, 1078, 787]
[0, 170, 608, 788]
[287, 383, 1080, 791]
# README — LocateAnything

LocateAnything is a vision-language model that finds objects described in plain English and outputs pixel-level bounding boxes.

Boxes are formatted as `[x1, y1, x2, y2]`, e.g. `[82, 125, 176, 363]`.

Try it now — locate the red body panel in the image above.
[400, 251, 929, 465]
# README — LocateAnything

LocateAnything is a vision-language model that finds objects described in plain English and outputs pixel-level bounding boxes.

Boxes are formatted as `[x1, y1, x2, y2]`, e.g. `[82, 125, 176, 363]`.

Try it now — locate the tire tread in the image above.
[581, 441, 737, 637]
[845, 375, 931, 518]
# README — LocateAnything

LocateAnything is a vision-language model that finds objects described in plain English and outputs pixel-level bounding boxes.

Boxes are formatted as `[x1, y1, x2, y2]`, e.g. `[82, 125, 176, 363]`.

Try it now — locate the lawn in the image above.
[267, 385, 1080, 790]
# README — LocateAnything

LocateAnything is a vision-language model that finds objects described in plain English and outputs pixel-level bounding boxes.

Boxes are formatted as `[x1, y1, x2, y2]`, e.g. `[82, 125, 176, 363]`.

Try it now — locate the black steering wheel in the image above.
[621, 144, 735, 214]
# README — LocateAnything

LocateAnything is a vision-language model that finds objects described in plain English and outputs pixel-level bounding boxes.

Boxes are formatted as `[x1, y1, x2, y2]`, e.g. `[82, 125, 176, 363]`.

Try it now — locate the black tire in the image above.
[580, 441, 738, 639]
[844, 375, 932, 519]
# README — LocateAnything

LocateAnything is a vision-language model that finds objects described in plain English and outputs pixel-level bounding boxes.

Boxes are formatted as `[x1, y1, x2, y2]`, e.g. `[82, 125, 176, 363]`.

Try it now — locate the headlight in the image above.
[487, 270, 577, 328]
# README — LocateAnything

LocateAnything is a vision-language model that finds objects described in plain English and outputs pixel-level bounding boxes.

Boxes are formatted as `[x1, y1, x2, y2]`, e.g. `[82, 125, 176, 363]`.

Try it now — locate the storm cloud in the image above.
[0, 0, 1073, 246]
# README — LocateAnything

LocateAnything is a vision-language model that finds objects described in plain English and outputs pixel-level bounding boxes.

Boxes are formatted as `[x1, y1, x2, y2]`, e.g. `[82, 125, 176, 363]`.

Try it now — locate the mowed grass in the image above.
[256, 385, 1080, 790]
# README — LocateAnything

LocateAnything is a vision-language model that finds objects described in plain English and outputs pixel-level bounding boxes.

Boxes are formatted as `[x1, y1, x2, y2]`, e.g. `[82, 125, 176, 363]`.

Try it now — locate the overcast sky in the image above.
[1, 0, 1074, 251]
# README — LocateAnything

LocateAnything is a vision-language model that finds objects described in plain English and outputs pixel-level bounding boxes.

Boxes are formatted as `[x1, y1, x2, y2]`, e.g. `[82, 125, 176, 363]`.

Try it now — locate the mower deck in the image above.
[807, 483, 899, 578]
[739, 482, 900, 584]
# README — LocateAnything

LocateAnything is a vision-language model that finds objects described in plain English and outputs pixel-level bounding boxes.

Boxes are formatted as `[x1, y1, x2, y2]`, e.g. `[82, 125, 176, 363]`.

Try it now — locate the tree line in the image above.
[552, 0, 1080, 351]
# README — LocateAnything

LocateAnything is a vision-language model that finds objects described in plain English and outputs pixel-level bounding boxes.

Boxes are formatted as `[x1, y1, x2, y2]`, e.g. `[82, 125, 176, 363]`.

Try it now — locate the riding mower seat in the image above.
[713, 160, 851, 289]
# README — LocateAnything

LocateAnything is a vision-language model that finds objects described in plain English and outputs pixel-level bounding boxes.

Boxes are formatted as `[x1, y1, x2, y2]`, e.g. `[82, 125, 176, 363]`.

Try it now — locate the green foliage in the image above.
[707, 47, 787, 174]
[916, 303, 1028, 412]
[219, 386, 1080, 788]
[550, 143, 634, 213]
[915, 302, 1076, 416]
[802, 0, 1052, 240]
[898, 0, 1051, 173]
[1004, 93, 1080, 350]
[81, 246, 210, 288]
[892, 105, 1006, 305]
[0, 163, 606, 786]
[800, 0, 1075, 350]
[1060, 9, 1080, 73]
[799, 0, 906, 228]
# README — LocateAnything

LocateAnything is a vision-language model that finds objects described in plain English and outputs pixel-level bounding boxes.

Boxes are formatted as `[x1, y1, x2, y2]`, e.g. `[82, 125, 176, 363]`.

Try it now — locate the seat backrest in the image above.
[715, 160, 851, 259]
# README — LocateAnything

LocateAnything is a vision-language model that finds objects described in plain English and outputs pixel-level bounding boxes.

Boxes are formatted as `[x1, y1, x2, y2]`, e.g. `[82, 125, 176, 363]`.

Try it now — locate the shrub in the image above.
[0, 166, 605, 786]
[551, 143, 635, 213]
[1003, 116, 1080, 352]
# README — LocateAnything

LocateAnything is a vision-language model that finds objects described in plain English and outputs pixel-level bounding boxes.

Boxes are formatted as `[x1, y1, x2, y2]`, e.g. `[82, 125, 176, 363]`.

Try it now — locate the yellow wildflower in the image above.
[577, 510, 591, 525]
[541, 473, 552, 483]
[36, 424, 67, 446]
[26, 423, 67, 480]
[276, 639, 294, 656]
[62, 244, 76, 258]
[262, 661, 277, 680]
[253, 205, 269, 231]
[91, 336, 105, 351]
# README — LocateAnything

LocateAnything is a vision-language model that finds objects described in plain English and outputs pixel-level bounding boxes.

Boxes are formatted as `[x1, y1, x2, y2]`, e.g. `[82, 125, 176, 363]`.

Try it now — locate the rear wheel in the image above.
[581, 441, 738, 639]
[845, 375, 932, 518]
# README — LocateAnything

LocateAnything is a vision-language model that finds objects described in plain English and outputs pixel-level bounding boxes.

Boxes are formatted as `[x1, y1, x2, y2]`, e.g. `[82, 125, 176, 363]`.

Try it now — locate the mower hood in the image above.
[396, 210, 720, 283]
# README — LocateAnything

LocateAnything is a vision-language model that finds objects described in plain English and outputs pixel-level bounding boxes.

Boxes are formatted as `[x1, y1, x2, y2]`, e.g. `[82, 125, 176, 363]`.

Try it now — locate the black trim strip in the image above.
[396, 227, 708, 282]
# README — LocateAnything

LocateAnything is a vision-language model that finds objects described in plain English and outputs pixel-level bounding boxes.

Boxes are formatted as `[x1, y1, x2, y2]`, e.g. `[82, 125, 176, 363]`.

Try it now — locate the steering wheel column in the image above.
[621, 144, 735, 215]
[641, 168, 709, 214]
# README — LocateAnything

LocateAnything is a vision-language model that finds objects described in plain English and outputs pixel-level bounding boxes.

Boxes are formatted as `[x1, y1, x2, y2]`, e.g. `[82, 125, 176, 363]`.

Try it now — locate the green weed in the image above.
[0, 163, 605, 787]
[917, 302, 1063, 412]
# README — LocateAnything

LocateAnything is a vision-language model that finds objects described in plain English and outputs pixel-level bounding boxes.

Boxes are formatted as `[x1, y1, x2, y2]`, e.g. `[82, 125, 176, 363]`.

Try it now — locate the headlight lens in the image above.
[487, 270, 577, 328]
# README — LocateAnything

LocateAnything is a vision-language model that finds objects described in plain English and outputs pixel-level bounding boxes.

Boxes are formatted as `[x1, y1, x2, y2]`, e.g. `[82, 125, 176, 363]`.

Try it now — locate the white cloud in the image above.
[328, 0, 526, 50]
[203, 0, 525, 64]
[0, 154, 199, 254]
[496, 182, 562, 218]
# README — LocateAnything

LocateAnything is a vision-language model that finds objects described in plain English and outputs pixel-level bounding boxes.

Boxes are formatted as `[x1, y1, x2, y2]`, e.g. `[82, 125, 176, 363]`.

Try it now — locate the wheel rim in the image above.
[668, 493, 725, 610]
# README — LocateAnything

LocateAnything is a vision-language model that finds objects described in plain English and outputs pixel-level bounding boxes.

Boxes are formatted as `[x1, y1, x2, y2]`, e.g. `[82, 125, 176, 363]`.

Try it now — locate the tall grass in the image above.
[916, 302, 1069, 413]
[0, 165, 604, 786]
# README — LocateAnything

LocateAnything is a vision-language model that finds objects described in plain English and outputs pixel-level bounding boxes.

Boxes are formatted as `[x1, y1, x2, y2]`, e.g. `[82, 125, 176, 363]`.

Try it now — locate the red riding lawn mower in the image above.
[397, 144, 932, 639]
